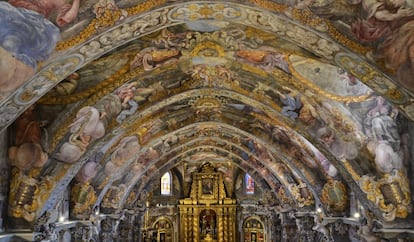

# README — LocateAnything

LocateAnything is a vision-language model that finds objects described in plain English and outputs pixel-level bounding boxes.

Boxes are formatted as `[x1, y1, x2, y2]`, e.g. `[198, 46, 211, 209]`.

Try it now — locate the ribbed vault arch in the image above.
[4, 2, 413, 238]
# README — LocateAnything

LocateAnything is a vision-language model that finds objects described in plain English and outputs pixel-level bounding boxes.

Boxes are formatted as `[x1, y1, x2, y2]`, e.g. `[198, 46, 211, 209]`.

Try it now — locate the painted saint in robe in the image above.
[0, 0, 81, 92]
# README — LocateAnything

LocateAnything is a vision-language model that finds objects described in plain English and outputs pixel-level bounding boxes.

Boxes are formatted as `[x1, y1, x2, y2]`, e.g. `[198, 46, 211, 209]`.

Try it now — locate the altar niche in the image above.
[200, 209, 217, 240]
[243, 217, 265, 242]
[153, 218, 173, 242]
[179, 163, 237, 242]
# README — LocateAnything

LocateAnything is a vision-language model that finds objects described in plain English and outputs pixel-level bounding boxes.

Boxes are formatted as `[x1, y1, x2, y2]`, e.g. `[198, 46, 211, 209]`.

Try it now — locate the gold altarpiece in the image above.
[179, 163, 237, 242]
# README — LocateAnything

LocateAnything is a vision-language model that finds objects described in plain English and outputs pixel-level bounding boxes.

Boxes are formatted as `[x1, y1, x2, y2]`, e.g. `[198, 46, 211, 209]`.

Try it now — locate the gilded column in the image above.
[179, 207, 186, 242]
[223, 207, 228, 242]
[184, 207, 189, 242]
[188, 208, 193, 240]
[193, 207, 199, 242]
[217, 208, 224, 242]
[229, 207, 236, 242]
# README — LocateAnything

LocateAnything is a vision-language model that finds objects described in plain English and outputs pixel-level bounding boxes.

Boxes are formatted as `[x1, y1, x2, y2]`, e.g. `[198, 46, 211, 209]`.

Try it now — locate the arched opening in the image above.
[152, 217, 174, 242]
[200, 209, 217, 240]
[161, 172, 172, 196]
[243, 217, 265, 242]
[1, 1, 414, 241]
[245, 173, 255, 195]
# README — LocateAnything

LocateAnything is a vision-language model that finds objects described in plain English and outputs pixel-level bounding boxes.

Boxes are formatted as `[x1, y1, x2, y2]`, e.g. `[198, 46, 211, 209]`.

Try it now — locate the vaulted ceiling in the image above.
[2, 0, 414, 228]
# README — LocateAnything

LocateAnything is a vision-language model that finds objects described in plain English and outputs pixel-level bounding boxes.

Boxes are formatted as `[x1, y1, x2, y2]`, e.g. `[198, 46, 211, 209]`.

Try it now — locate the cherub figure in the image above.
[55, 106, 105, 163]
[8, 105, 48, 172]
[9, 0, 82, 27]
[366, 140, 403, 174]
[115, 82, 154, 123]
[275, 86, 302, 119]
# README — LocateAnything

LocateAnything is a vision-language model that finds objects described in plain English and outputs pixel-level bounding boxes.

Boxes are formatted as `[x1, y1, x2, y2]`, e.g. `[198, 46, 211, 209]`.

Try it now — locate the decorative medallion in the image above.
[321, 180, 348, 212]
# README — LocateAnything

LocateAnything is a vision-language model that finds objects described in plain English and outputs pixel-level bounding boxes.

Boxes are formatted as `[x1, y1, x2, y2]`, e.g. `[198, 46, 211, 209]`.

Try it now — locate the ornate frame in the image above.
[197, 173, 219, 201]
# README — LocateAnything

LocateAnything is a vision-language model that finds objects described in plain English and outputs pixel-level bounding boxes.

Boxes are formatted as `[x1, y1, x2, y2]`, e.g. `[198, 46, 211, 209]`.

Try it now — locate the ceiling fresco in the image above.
[1, 0, 414, 235]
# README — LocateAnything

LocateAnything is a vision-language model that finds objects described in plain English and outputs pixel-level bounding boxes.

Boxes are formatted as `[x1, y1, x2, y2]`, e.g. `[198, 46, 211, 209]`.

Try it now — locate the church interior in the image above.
[1, 0, 414, 241]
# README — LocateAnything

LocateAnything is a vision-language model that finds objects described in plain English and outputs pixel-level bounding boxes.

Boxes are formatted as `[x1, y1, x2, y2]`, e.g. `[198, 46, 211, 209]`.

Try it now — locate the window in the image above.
[161, 172, 171, 195]
[245, 173, 254, 194]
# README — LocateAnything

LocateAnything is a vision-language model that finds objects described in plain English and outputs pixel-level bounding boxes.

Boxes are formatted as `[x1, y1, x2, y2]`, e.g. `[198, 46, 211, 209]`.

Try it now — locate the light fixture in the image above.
[59, 216, 65, 222]
[353, 212, 360, 218]
[316, 208, 322, 213]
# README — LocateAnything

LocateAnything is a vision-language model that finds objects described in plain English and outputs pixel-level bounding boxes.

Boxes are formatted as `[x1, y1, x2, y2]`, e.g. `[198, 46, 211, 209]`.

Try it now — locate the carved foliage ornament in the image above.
[290, 183, 314, 207]
[359, 170, 411, 221]
[71, 182, 97, 219]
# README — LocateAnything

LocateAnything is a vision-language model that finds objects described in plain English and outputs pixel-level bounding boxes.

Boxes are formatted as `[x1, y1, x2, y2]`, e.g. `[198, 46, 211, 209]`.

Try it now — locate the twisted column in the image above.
[193, 207, 199, 242]
[223, 207, 228, 242]
[229, 207, 236, 242]
[217, 208, 224, 242]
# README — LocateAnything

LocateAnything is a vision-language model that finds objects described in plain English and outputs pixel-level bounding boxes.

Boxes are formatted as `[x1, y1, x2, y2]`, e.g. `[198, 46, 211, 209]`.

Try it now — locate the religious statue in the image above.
[200, 210, 216, 240]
